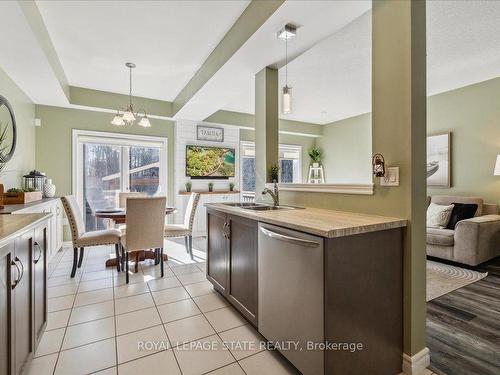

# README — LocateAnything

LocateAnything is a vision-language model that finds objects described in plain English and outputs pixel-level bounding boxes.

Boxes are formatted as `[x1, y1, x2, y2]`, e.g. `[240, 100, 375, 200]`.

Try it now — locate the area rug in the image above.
[427, 260, 488, 302]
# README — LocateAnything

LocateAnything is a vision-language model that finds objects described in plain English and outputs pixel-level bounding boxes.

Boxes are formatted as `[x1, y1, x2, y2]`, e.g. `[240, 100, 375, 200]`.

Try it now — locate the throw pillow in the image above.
[427, 203, 454, 228]
[446, 203, 478, 229]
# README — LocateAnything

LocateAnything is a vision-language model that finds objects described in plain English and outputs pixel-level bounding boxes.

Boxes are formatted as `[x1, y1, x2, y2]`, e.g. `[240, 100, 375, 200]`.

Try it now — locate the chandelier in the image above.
[111, 62, 151, 127]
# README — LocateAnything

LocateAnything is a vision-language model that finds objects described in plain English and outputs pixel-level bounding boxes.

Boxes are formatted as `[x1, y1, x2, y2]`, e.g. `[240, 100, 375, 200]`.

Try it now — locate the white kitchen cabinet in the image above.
[176, 192, 240, 237]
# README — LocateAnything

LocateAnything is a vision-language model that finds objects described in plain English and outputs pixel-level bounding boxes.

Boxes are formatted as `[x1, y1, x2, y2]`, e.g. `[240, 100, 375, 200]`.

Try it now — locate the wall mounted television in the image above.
[186, 145, 235, 179]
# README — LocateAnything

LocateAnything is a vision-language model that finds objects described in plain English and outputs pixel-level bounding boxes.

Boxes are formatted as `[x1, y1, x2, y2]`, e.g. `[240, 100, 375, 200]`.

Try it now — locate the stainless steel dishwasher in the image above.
[258, 223, 324, 375]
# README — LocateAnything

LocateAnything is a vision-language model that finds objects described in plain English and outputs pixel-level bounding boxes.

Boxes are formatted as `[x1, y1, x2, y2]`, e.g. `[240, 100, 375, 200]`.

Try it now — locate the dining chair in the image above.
[116, 192, 147, 232]
[121, 196, 167, 283]
[164, 192, 200, 259]
[61, 195, 122, 277]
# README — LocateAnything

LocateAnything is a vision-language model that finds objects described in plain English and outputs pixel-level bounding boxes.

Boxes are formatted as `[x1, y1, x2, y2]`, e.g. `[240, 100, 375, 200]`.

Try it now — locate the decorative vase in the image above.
[312, 162, 319, 168]
[43, 179, 56, 198]
[0, 183, 4, 209]
[186, 184, 191, 192]
[208, 185, 213, 192]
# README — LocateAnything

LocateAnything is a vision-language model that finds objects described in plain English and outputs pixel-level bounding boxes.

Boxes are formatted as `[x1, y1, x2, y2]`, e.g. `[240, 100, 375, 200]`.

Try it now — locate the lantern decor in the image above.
[23, 170, 46, 191]
[372, 153, 386, 178]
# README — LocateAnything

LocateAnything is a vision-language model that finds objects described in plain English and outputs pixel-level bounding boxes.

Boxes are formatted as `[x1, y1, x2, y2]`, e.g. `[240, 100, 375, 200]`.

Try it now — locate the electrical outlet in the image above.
[380, 167, 399, 186]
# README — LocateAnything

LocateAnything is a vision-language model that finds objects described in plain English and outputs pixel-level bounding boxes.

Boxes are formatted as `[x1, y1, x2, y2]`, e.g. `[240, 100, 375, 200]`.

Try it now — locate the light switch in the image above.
[380, 167, 399, 186]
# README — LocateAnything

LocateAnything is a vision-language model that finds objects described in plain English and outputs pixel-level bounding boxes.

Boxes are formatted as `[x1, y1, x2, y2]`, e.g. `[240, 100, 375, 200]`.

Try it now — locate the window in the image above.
[240, 142, 301, 198]
[73, 130, 168, 230]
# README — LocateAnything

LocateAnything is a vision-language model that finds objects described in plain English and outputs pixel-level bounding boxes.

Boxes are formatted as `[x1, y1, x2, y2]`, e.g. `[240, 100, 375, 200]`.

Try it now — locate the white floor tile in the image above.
[173, 335, 234, 375]
[164, 314, 215, 346]
[69, 300, 114, 325]
[239, 350, 299, 375]
[35, 328, 65, 357]
[74, 288, 114, 307]
[55, 338, 117, 375]
[157, 299, 201, 323]
[184, 280, 214, 298]
[152, 286, 190, 305]
[114, 282, 150, 299]
[117, 350, 180, 375]
[47, 284, 78, 298]
[62, 317, 115, 350]
[78, 278, 114, 293]
[172, 264, 203, 276]
[206, 363, 245, 375]
[177, 272, 206, 285]
[25, 353, 58, 375]
[116, 307, 161, 336]
[81, 270, 114, 282]
[48, 294, 75, 312]
[219, 325, 265, 360]
[115, 292, 155, 315]
[147, 276, 181, 291]
[93, 367, 117, 375]
[205, 307, 246, 333]
[114, 272, 148, 286]
[193, 292, 228, 312]
[46, 309, 71, 331]
[116, 325, 169, 364]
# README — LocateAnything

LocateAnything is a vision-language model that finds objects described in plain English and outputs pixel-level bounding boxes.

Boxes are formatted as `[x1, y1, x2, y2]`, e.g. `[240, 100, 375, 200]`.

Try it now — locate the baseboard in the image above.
[400, 347, 430, 375]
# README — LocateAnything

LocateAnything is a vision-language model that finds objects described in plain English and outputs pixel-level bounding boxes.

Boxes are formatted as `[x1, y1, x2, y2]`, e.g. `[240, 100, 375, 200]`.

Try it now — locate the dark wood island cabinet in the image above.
[0, 214, 50, 375]
[205, 203, 407, 375]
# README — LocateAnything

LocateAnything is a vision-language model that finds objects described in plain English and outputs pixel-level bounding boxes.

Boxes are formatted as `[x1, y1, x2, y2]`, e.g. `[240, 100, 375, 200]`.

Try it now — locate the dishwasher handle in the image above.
[259, 226, 320, 248]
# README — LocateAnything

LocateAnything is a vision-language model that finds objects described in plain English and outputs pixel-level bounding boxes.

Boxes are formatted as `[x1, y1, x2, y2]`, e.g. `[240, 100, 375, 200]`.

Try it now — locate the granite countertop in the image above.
[0, 197, 59, 214]
[205, 203, 407, 238]
[0, 213, 52, 246]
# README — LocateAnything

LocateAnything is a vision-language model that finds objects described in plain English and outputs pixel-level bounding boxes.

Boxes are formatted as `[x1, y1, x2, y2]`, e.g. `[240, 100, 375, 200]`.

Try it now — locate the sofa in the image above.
[426, 195, 500, 266]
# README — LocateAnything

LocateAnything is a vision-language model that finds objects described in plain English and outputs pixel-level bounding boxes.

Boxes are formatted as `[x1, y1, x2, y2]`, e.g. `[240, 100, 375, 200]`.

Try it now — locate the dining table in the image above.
[94, 206, 177, 268]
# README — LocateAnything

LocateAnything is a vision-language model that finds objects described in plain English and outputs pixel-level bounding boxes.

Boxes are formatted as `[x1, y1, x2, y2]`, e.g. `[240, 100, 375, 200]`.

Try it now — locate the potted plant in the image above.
[229, 182, 235, 192]
[185, 181, 192, 192]
[208, 182, 214, 192]
[269, 164, 280, 183]
[308, 147, 322, 168]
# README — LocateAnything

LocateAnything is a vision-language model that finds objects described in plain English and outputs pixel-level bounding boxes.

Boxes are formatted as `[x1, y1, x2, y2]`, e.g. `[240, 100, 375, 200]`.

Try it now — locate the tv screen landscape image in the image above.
[186, 145, 235, 178]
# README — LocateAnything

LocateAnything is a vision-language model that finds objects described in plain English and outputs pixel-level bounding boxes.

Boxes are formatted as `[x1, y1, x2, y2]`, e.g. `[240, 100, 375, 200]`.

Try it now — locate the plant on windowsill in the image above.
[269, 164, 280, 183]
[185, 181, 192, 193]
[229, 182, 235, 192]
[208, 182, 214, 192]
[308, 147, 322, 168]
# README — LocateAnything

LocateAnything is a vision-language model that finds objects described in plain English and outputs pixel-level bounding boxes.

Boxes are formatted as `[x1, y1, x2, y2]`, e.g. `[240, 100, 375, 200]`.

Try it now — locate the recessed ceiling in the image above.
[35, 0, 250, 101]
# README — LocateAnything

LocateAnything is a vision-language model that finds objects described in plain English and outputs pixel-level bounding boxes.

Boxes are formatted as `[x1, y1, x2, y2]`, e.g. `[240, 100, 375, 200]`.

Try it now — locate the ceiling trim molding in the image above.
[17, 0, 70, 101]
[172, 0, 285, 116]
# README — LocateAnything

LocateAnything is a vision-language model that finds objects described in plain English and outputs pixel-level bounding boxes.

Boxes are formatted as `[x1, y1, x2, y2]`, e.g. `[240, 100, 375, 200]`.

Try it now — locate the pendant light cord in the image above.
[129, 66, 132, 108]
[285, 37, 288, 87]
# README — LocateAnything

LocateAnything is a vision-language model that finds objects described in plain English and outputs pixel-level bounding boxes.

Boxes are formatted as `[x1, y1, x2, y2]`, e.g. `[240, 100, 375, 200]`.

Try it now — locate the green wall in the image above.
[0, 67, 36, 189]
[317, 77, 500, 204]
[34, 105, 175, 204]
[316, 113, 372, 184]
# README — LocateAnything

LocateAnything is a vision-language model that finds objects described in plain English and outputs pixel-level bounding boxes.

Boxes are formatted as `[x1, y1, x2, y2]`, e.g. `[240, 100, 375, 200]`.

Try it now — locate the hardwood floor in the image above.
[427, 256, 500, 375]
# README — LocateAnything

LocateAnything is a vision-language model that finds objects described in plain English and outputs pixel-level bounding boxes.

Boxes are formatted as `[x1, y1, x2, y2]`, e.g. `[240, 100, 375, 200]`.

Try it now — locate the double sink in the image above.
[223, 202, 303, 211]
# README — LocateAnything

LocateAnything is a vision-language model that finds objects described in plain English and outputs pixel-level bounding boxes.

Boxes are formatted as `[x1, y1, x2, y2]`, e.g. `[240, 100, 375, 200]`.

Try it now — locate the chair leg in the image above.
[184, 236, 189, 254]
[78, 247, 84, 268]
[135, 252, 139, 273]
[160, 247, 164, 278]
[71, 247, 78, 278]
[115, 243, 121, 272]
[188, 235, 193, 260]
[125, 251, 129, 284]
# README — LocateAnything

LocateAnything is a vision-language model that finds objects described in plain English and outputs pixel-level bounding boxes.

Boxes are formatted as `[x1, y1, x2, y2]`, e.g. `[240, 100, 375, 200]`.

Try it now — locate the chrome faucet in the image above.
[262, 180, 279, 207]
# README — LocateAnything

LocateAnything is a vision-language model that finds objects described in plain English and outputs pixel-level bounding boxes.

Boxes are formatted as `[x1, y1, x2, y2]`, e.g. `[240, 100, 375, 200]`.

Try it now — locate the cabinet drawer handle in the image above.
[33, 241, 43, 264]
[56, 206, 61, 215]
[15, 257, 24, 284]
[11, 258, 22, 289]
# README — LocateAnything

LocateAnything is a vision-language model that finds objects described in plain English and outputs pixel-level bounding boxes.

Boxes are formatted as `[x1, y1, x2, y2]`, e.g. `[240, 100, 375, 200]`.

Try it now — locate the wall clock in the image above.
[0, 95, 17, 165]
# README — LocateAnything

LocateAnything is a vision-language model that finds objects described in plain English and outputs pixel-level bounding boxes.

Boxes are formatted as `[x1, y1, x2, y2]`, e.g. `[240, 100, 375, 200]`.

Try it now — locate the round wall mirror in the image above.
[0, 95, 17, 164]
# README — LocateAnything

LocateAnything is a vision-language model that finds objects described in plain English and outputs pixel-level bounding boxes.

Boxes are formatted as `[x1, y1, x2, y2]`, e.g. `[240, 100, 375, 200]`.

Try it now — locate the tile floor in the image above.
[25, 239, 299, 375]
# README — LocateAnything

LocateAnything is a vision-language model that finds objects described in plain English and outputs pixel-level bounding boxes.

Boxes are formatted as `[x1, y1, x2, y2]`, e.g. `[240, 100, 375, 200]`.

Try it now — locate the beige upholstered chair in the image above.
[121, 197, 167, 283]
[61, 195, 122, 277]
[164, 193, 200, 259]
[118, 192, 147, 209]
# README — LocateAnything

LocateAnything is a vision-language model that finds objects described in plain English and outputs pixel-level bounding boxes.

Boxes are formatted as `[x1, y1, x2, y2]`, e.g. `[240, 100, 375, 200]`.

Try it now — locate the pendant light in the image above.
[277, 24, 296, 115]
[111, 62, 151, 128]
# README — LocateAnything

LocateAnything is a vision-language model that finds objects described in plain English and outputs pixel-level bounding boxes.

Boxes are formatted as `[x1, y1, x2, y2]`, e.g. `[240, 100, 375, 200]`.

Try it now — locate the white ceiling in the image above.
[1, 1, 500, 125]
[35, 0, 249, 101]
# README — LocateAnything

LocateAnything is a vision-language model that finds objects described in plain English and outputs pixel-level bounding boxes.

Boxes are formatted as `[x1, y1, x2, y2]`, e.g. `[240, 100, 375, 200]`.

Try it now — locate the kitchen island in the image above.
[205, 203, 407, 375]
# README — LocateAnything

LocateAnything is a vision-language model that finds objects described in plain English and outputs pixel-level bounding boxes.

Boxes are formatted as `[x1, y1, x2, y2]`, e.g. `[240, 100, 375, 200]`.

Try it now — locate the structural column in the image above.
[254, 67, 279, 201]
[372, 0, 427, 372]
